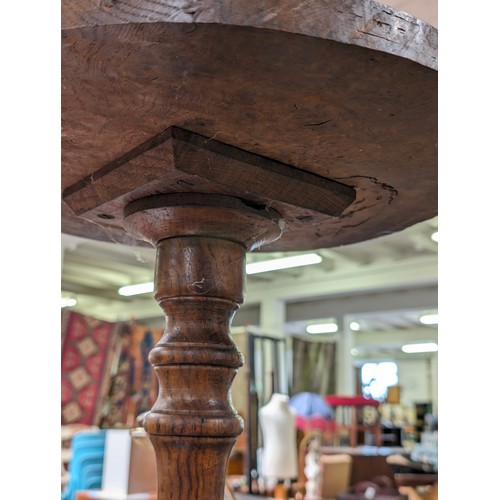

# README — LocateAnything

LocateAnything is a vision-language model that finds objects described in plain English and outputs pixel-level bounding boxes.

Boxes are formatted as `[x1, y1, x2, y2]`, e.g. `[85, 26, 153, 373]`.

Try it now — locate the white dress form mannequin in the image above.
[258, 393, 298, 488]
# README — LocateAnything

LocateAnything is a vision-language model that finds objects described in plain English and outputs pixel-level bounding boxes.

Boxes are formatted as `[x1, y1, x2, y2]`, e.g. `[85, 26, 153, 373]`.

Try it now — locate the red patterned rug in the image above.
[61, 310, 121, 425]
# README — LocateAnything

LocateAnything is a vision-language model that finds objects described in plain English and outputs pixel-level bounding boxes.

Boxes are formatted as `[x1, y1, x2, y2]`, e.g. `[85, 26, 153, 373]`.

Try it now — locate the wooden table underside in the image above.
[62, 1, 437, 499]
[62, 0, 437, 251]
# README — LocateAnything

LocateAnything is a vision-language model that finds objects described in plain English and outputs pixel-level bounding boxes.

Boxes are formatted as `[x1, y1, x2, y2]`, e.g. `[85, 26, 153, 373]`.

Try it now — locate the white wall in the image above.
[397, 356, 438, 414]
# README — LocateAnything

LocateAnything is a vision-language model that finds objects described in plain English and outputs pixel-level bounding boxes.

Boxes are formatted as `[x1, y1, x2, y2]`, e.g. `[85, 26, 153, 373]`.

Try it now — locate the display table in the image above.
[319, 446, 405, 487]
[62, 1, 437, 497]
[75, 490, 275, 500]
[396, 475, 438, 500]
[394, 473, 438, 488]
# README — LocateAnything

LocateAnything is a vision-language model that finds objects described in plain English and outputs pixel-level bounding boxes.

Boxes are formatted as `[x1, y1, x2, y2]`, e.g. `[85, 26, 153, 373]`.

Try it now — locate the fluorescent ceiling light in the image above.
[350, 321, 361, 331]
[61, 297, 77, 308]
[401, 342, 438, 353]
[306, 323, 338, 334]
[118, 282, 154, 296]
[431, 231, 438, 242]
[419, 313, 438, 325]
[246, 253, 322, 275]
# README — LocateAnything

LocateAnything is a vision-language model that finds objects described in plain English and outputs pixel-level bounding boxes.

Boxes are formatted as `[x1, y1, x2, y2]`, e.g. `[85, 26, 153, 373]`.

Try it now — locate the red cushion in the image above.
[295, 414, 337, 432]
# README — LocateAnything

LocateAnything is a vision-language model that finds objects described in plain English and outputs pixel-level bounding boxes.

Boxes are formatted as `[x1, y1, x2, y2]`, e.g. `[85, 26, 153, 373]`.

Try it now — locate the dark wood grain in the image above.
[62, 0, 437, 70]
[62, 13, 437, 251]
[62, 126, 356, 220]
[61, 2, 438, 497]
[123, 194, 281, 499]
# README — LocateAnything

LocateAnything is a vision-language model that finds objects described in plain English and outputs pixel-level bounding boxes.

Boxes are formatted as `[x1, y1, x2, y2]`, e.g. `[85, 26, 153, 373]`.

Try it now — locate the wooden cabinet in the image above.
[324, 396, 381, 447]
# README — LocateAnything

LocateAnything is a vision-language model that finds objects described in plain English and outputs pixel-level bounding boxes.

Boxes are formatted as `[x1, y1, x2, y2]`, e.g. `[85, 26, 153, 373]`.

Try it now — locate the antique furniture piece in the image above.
[324, 395, 382, 447]
[320, 446, 402, 488]
[61, 0, 437, 498]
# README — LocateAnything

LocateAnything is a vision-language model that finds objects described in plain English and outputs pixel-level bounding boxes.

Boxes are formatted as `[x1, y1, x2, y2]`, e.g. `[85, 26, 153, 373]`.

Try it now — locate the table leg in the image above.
[123, 194, 282, 500]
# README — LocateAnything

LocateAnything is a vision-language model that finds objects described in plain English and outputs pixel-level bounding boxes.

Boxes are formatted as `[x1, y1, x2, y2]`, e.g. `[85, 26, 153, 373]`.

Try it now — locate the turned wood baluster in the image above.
[123, 194, 283, 500]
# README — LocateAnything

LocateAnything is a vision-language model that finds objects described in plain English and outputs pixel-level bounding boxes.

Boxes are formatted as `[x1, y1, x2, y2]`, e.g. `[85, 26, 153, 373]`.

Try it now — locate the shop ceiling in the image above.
[61, 215, 438, 341]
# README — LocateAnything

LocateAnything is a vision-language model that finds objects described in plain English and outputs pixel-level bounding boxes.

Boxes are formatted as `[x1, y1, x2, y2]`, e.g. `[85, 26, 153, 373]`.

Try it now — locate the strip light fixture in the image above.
[401, 342, 438, 353]
[246, 253, 322, 275]
[118, 282, 154, 296]
[306, 322, 338, 334]
[419, 313, 438, 325]
[61, 297, 77, 308]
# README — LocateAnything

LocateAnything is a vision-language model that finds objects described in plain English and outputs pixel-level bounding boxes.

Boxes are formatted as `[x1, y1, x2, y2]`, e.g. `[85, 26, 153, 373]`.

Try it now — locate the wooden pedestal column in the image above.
[123, 193, 283, 500]
[62, 2, 437, 497]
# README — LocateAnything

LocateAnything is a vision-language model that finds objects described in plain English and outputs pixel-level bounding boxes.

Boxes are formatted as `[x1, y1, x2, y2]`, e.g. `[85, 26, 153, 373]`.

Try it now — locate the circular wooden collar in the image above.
[61, 0, 437, 251]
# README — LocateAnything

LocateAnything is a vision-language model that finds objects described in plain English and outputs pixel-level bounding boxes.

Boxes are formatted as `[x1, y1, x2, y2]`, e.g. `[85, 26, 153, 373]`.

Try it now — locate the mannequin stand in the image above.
[258, 393, 298, 487]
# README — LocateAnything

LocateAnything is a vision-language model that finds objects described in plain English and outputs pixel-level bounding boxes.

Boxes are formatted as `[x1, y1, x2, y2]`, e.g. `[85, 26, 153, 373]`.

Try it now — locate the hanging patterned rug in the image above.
[99, 322, 163, 428]
[61, 310, 121, 425]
